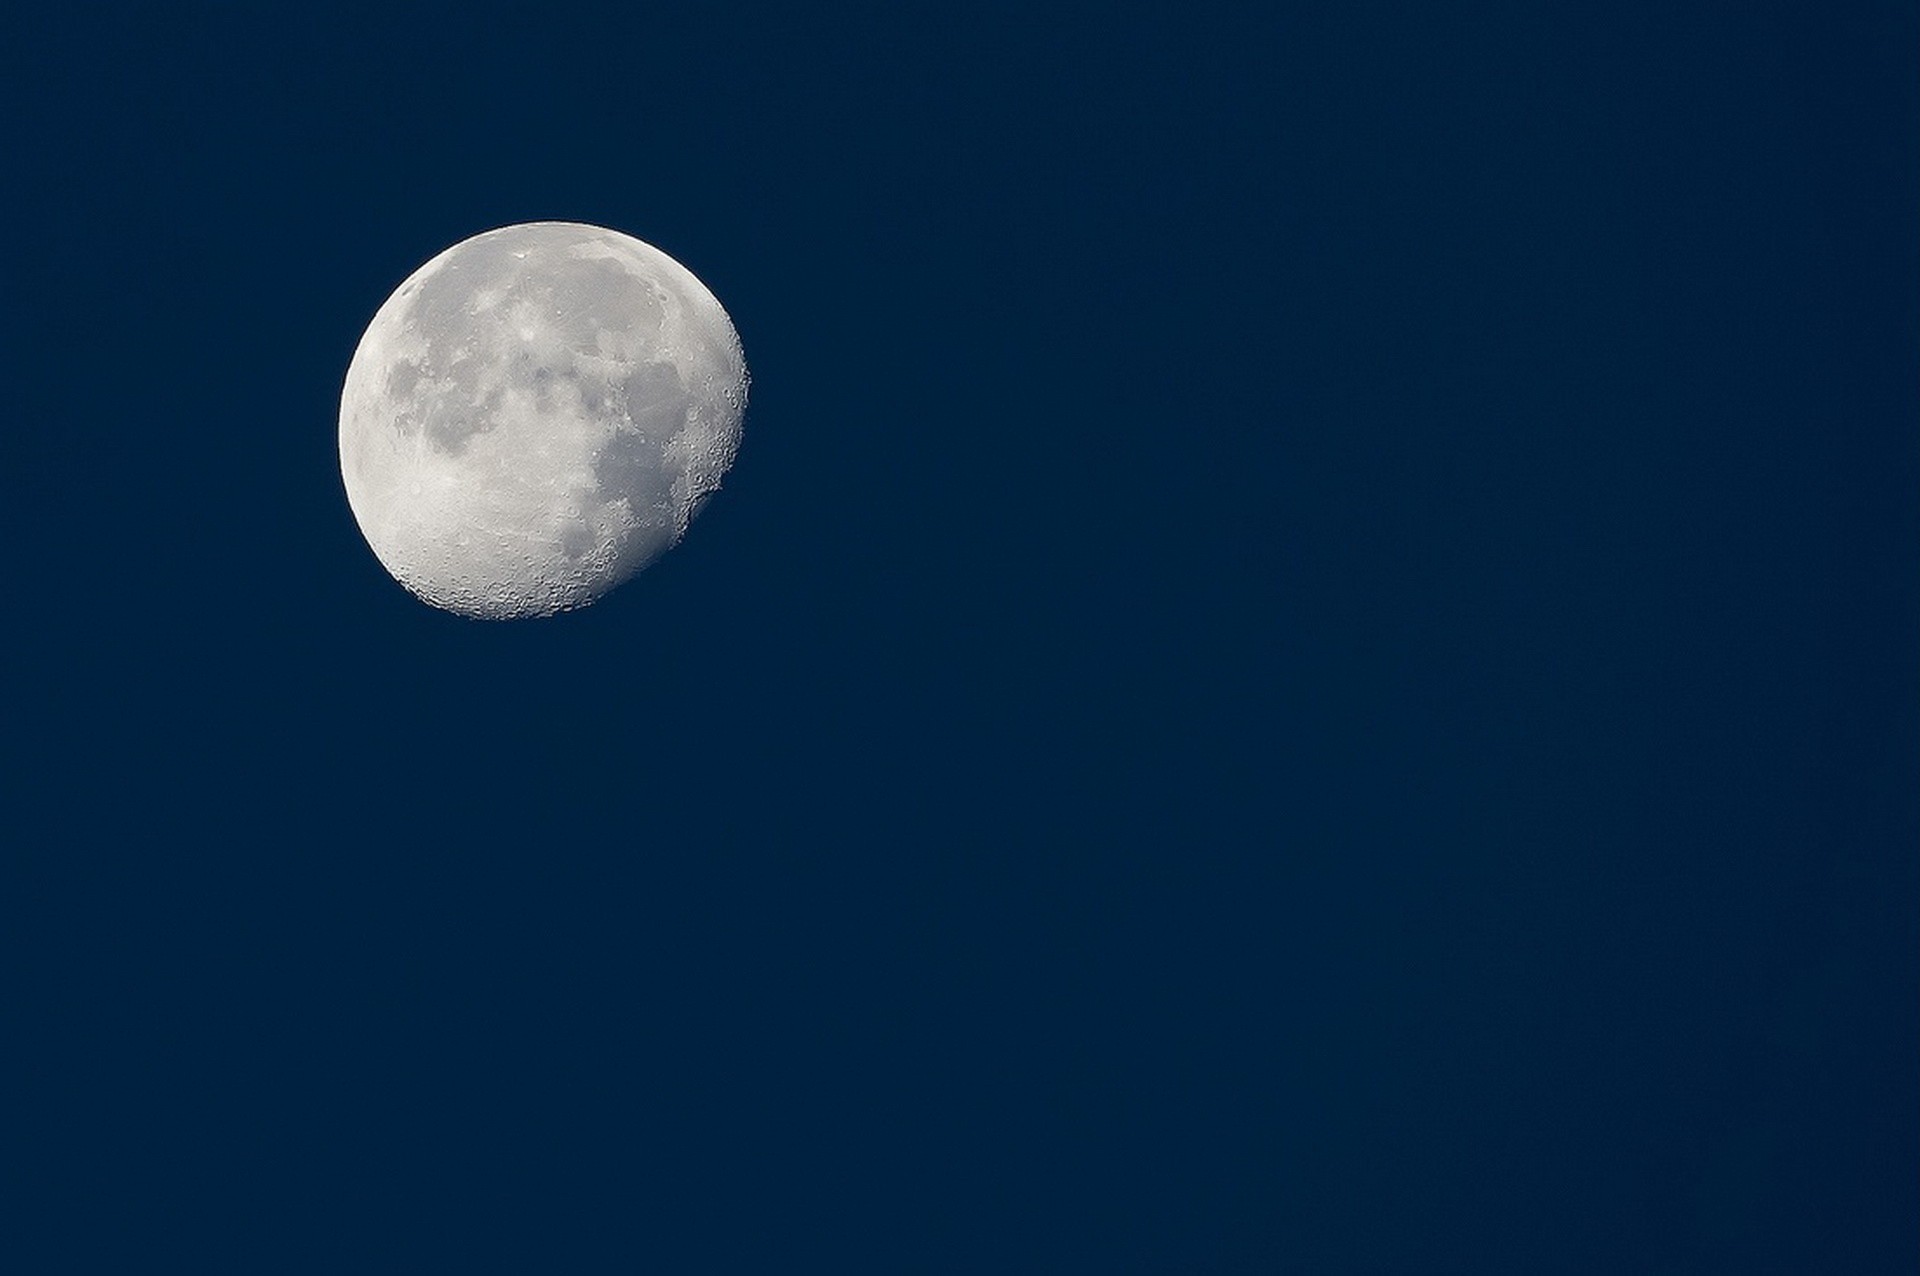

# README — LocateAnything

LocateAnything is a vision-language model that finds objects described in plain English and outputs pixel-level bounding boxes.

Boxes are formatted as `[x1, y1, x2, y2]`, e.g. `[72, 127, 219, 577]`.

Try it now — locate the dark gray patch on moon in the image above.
[386, 359, 422, 401]
[421, 399, 476, 452]
[622, 362, 689, 438]
[594, 429, 673, 527]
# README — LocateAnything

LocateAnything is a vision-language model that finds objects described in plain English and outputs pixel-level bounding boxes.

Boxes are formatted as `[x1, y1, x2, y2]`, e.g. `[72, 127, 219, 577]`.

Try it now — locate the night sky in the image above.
[9, 3, 1916, 1271]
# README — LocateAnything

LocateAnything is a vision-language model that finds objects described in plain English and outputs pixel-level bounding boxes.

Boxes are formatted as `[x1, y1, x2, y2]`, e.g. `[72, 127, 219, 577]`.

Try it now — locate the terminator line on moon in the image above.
[339, 222, 747, 619]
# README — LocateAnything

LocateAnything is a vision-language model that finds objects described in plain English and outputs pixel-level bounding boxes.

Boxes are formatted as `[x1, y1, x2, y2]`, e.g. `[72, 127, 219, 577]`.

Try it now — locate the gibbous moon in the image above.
[339, 222, 747, 619]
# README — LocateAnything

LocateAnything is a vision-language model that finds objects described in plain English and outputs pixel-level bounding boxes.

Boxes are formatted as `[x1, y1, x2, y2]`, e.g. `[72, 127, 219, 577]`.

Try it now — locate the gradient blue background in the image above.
[7, 3, 1915, 1271]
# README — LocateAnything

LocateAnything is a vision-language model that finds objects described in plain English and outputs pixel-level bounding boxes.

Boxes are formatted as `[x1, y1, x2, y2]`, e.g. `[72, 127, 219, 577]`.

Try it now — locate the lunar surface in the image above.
[339, 222, 747, 619]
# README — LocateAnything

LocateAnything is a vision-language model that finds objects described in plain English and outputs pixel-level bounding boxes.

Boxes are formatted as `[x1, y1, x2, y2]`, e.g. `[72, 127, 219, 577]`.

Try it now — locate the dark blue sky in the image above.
[8, 3, 1915, 1271]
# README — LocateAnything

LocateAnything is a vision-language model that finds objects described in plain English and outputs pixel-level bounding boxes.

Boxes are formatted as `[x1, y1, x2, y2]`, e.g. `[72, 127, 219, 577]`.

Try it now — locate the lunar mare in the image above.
[339, 222, 746, 619]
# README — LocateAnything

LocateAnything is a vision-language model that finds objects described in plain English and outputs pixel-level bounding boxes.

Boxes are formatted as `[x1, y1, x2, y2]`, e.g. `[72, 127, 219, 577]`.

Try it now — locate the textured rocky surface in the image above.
[339, 222, 746, 618]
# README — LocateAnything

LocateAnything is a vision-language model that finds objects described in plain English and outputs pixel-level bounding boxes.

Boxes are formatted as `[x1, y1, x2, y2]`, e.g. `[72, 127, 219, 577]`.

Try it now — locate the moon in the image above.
[339, 222, 747, 619]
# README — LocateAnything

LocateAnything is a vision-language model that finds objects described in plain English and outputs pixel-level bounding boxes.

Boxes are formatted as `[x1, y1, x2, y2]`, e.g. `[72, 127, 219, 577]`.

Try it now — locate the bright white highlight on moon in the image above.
[339, 222, 747, 619]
